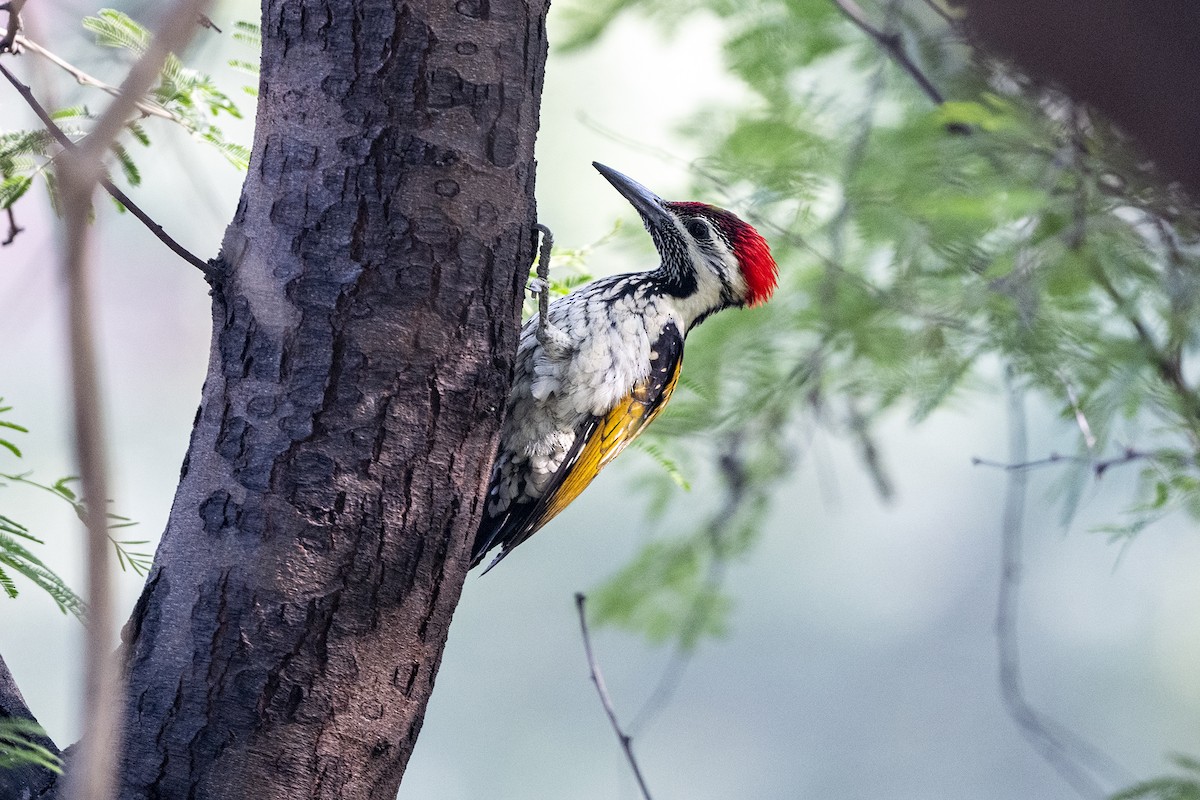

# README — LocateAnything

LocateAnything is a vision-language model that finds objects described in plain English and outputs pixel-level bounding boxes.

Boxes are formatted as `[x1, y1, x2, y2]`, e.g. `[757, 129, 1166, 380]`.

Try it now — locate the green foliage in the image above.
[84, 10, 253, 170]
[1112, 755, 1200, 800]
[590, 537, 731, 646]
[0, 398, 147, 617]
[2, 472, 149, 577]
[567, 0, 1200, 651]
[0, 399, 28, 458]
[230, 21, 262, 96]
[81, 8, 150, 53]
[0, 718, 61, 775]
[0, 9, 258, 218]
[0, 512, 84, 616]
[0, 401, 84, 616]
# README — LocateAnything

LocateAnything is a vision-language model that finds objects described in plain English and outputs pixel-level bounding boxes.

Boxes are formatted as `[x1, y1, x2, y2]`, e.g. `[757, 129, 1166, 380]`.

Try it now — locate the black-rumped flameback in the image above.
[472, 163, 778, 571]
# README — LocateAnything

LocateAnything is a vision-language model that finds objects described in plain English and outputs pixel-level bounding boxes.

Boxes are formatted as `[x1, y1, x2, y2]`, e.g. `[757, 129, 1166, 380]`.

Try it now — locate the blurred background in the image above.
[1, 1, 1198, 798]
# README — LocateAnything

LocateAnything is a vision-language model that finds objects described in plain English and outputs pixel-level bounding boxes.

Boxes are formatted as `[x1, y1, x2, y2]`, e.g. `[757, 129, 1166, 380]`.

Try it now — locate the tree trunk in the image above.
[3, 1, 548, 797]
[0, 655, 60, 799]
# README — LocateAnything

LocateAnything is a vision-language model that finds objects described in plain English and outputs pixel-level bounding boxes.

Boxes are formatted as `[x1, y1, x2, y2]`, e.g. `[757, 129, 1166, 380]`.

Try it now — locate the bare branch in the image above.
[994, 376, 1129, 799]
[0, 0, 26, 54]
[197, 14, 221, 34]
[972, 447, 1150, 478]
[14, 34, 180, 121]
[0, 61, 211, 274]
[2, 206, 22, 245]
[574, 593, 655, 800]
[53, 5, 211, 800]
[829, 0, 947, 105]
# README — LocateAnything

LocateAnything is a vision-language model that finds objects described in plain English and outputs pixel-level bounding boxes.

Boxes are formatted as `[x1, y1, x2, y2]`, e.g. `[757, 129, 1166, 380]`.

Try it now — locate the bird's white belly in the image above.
[489, 283, 678, 510]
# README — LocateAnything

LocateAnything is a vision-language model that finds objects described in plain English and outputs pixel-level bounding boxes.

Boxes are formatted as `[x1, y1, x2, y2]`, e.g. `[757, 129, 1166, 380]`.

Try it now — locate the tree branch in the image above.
[53, 5, 211, 800]
[0, 0, 25, 54]
[829, 0, 947, 105]
[0, 651, 61, 798]
[994, 376, 1128, 799]
[972, 447, 1150, 478]
[2, 206, 22, 245]
[1097, 282, 1200, 446]
[574, 593, 655, 800]
[0, 61, 211, 274]
[13, 34, 180, 121]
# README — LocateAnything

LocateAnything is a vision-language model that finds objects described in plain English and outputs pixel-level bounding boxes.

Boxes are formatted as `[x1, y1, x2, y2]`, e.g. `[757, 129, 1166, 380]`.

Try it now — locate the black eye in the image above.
[685, 218, 711, 240]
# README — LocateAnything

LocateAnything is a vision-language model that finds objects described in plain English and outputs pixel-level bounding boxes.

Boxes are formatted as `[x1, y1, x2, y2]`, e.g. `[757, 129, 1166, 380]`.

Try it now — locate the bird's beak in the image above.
[592, 162, 673, 229]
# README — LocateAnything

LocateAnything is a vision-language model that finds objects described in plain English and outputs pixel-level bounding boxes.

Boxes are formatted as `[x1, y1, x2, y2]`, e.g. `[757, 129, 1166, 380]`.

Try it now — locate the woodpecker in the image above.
[471, 162, 778, 572]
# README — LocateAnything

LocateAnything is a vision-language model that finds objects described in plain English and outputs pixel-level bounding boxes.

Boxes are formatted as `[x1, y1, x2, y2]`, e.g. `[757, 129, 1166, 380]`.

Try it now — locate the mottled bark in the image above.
[102, 0, 545, 797]
[965, 0, 1200, 199]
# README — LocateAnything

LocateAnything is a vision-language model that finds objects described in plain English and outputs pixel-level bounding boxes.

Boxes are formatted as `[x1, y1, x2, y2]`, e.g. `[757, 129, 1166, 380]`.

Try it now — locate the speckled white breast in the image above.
[487, 274, 680, 512]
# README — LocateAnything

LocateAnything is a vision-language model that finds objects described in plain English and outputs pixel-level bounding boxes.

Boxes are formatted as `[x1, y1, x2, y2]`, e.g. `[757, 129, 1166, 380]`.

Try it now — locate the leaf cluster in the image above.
[0, 398, 148, 618]
[0, 10, 257, 220]
[567, 0, 1200, 647]
[0, 401, 83, 615]
[0, 718, 61, 775]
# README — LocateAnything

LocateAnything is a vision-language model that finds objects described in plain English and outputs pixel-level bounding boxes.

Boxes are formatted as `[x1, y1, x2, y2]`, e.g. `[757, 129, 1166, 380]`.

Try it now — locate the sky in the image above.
[0, 1, 1198, 798]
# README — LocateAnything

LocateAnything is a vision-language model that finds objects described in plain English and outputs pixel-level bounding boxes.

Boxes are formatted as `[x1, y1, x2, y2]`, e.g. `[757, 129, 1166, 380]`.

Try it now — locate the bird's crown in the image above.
[667, 201, 777, 307]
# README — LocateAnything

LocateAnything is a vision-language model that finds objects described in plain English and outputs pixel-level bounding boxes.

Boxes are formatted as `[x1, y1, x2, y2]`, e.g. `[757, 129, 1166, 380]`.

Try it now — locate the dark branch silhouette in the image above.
[575, 593, 655, 800]
[829, 0, 947, 105]
[0, 62, 211, 275]
[0, 0, 25, 53]
[972, 447, 1151, 478]
[994, 377, 1129, 799]
[2, 206, 22, 245]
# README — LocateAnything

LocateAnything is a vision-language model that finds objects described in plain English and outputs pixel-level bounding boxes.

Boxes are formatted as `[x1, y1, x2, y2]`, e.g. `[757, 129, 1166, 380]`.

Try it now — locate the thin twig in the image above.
[197, 14, 221, 34]
[54, 7, 212, 800]
[0, 0, 25, 53]
[14, 34, 180, 121]
[829, 0, 946, 105]
[2, 205, 22, 245]
[0, 61, 211, 273]
[994, 375, 1128, 799]
[1057, 371, 1096, 453]
[574, 593, 655, 800]
[1083, 255, 1200, 446]
[972, 447, 1149, 478]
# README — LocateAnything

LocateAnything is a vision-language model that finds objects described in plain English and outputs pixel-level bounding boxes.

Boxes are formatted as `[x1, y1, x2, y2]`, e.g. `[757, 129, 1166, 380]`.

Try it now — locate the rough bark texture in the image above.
[965, 0, 1200, 200]
[0, 654, 60, 799]
[108, 0, 547, 797]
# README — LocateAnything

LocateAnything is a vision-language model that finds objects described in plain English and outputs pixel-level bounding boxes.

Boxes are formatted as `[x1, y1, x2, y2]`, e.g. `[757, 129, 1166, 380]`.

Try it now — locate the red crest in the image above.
[670, 202, 778, 306]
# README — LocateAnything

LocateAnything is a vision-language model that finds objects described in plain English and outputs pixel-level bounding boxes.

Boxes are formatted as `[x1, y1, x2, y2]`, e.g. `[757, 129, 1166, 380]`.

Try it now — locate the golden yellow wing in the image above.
[539, 351, 682, 525]
[473, 322, 684, 571]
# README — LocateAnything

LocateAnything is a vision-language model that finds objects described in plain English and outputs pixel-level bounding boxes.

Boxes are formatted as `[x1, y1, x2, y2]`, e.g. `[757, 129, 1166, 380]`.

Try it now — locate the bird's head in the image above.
[593, 162, 778, 315]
